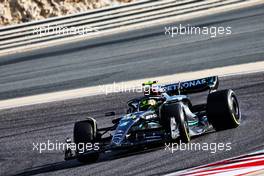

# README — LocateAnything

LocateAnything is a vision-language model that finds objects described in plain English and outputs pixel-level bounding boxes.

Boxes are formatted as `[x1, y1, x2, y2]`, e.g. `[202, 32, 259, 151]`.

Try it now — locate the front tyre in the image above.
[161, 103, 190, 143]
[207, 89, 241, 131]
[74, 120, 99, 163]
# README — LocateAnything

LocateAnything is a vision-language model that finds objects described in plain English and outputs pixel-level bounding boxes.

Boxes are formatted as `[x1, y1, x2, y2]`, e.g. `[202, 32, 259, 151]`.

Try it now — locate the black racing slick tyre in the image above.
[74, 120, 99, 163]
[161, 102, 190, 143]
[207, 89, 241, 131]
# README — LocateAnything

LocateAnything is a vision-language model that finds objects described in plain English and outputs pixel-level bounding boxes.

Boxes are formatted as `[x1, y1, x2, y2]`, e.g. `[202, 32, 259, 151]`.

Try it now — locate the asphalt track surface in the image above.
[0, 3, 264, 176]
[0, 4, 263, 100]
[0, 72, 264, 176]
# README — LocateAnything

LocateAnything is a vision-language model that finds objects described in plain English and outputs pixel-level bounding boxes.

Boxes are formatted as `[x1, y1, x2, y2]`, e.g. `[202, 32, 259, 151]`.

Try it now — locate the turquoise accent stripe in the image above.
[188, 120, 198, 126]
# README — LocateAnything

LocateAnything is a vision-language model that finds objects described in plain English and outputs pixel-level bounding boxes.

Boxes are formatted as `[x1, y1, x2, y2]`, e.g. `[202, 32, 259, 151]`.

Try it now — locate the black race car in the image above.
[64, 76, 241, 163]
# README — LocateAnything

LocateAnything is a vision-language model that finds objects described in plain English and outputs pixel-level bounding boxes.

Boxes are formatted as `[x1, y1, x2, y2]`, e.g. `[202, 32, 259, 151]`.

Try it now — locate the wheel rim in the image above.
[170, 117, 177, 139]
[231, 95, 240, 122]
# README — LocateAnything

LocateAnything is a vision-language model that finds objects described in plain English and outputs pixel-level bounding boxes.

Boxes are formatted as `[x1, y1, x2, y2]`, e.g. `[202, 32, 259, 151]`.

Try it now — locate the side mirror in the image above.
[105, 111, 115, 117]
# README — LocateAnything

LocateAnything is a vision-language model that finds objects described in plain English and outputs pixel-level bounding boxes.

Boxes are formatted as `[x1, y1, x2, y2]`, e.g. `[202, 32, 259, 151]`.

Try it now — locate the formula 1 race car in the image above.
[64, 76, 241, 163]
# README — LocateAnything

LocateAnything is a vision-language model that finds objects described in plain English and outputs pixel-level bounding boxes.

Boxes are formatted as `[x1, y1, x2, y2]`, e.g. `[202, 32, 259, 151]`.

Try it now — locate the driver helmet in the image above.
[139, 99, 157, 111]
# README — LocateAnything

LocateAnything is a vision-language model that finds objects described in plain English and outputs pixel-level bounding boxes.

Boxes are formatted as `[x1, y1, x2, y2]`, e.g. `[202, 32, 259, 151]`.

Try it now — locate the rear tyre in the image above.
[161, 102, 190, 143]
[207, 89, 241, 131]
[74, 120, 99, 163]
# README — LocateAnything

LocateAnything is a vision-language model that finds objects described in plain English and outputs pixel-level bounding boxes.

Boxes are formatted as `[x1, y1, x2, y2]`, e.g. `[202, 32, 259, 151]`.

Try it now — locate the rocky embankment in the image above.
[0, 0, 134, 26]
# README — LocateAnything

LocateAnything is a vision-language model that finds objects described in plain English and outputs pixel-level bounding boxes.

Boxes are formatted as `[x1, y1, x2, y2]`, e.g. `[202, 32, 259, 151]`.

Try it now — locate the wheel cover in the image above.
[231, 95, 240, 123]
[170, 117, 178, 139]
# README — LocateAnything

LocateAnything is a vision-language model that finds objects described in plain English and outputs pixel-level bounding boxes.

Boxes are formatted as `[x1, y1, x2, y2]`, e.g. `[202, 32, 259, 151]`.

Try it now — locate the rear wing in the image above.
[158, 76, 219, 95]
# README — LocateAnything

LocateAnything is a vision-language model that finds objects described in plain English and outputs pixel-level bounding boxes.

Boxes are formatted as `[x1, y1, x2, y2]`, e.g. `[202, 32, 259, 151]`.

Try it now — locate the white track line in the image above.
[0, 61, 263, 110]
